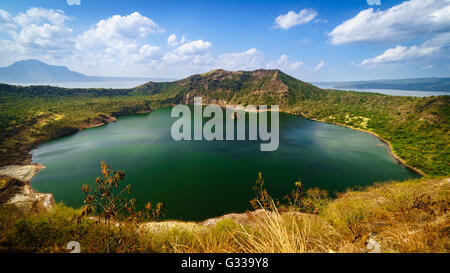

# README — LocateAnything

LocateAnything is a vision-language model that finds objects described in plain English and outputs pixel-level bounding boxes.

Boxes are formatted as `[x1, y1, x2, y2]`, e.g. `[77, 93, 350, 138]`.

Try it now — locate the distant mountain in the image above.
[315, 78, 450, 92]
[0, 60, 171, 84]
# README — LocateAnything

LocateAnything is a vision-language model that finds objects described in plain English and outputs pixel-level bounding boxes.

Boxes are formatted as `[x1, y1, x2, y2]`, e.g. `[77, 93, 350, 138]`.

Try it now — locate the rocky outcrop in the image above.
[0, 164, 45, 182]
[111, 104, 152, 117]
[0, 164, 53, 212]
[81, 115, 117, 129]
[6, 184, 53, 212]
[140, 209, 319, 234]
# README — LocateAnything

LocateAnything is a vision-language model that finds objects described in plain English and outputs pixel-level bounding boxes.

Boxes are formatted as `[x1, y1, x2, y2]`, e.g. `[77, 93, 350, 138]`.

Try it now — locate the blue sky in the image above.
[0, 0, 449, 81]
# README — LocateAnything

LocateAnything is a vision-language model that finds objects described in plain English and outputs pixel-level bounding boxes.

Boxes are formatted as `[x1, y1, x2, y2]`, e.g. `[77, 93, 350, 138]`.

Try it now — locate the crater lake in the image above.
[30, 107, 420, 221]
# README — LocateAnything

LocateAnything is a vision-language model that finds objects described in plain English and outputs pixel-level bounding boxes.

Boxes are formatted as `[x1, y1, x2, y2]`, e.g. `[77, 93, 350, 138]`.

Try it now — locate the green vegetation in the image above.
[80, 161, 164, 223]
[1, 174, 448, 253]
[0, 84, 170, 165]
[1, 69, 448, 253]
[1, 69, 448, 175]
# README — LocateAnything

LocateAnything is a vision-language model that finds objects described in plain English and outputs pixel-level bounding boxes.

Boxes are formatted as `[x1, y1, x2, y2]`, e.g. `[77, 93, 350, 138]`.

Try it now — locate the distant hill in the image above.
[0, 60, 171, 84]
[316, 78, 450, 92]
[136, 68, 324, 104]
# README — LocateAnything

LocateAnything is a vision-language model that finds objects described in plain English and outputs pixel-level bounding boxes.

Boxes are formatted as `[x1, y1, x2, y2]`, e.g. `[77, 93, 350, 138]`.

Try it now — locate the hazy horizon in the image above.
[0, 0, 449, 82]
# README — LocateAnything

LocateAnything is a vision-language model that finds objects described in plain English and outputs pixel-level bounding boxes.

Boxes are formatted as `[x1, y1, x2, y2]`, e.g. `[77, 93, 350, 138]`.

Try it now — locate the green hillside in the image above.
[0, 69, 448, 175]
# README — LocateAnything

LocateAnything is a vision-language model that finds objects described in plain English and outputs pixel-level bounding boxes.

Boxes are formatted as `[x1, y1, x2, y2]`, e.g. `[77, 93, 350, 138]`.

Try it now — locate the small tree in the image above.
[284, 179, 304, 210]
[79, 161, 164, 252]
[80, 161, 164, 224]
[250, 172, 275, 210]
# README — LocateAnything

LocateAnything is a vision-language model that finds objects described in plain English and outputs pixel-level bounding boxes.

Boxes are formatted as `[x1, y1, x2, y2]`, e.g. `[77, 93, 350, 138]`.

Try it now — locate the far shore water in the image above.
[313, 83, 449, 97]
[5, 80, 153, 89]
[2, 81, 448, 97]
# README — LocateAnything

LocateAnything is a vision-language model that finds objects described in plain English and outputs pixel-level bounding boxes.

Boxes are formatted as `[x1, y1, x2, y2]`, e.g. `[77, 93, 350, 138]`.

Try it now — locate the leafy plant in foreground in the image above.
[80, 161, 164, 224]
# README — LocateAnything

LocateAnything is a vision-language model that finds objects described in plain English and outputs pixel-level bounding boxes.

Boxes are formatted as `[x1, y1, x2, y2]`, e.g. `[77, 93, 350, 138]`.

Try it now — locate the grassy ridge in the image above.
[0, 69, 449, 175]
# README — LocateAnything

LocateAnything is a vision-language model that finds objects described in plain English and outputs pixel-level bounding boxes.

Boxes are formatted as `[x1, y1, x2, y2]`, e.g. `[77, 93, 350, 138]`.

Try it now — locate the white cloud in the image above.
[67, 0, 81, 6]
[167, 34, 186, 47]
[266, 54, 303, 71]
[167, 34, 178, 46]
[361, 32, 450, 66]
[360, 30, 450, 67]
[13, 23, 73, 48]
[0, 9, 15, 30]
[367, 0, 381, 6]
[216, 48, 265, 71]
[72, 12, 166, 67]
[423, 31, 450, 47]
[14, 7, 69, 27]
[161, 39, 213, 68]
[0, 7, 73, 54]
[135, 45, 162, 61]
[174, 39, 212, 55]
[0, 7, 317, 78]
[422, 64, 433, 69]
[314, 60, 325, 71]
[0, 8, 168, 73]
[76, 12, 162, 50]
[274, 9, 317, 30]
[361, 45, 440, 65]
[329, 0, 450, 45]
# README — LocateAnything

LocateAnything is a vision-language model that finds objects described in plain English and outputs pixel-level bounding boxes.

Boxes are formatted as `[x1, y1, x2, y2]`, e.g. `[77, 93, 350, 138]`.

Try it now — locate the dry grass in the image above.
[232, 209, 339, 253]
[1, 177, 448, 253]
[165, 177, 449, 253]
[322, 177, 449, 253]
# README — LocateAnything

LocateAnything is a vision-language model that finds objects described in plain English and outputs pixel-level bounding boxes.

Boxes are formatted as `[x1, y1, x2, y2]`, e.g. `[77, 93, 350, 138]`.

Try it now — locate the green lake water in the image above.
[31, 107, 420, 221]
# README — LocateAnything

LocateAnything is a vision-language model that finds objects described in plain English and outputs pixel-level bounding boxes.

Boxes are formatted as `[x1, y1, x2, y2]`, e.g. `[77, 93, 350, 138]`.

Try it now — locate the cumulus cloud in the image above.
[167, 34, 177, 46]
[274, 9, 317, 30]
[266, 55, 303, 71]
[329, 0, 450, 45]
[216, 48, 265, 70]
[423, 31, 450, 47]
[14, 7, 69, 27]
[361, 45, 439, 65]
[72, 12, 166, 66]
[0, 7, 309, 78]
[0, 9, 15, 30]
[67, 0, 81, 6]
[314, 60, 325, 71]
[76, 12, 162, 50]
[367, 0, 381, 6]
[13, 23, 73, 48]
[361, 32, 450, 65]
[167, 34, 186, 47]
[134, 45, 162, 62]
[0, 7, 73, 54]
[161, 39, 214, 68]
[0, 8, 168, 72]
[174, 39, 211, 55]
